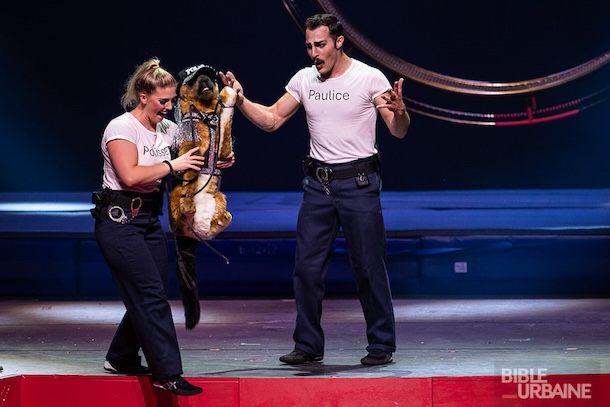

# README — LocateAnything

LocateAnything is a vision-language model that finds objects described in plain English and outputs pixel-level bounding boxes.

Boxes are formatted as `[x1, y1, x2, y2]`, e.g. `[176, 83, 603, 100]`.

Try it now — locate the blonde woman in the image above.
[93, 58, 205, 396]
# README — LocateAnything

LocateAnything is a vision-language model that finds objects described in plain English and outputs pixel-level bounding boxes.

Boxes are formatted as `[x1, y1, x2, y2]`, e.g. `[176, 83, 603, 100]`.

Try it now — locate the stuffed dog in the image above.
[168, 64, 236, 329]
[169, 64, 236, 240]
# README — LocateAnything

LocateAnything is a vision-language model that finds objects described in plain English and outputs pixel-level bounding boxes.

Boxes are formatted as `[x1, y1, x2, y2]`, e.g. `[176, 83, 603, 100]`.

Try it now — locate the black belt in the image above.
[304, 155, 380, 180]
[91, 189, 162, 220]
[110, 191, 161, 211]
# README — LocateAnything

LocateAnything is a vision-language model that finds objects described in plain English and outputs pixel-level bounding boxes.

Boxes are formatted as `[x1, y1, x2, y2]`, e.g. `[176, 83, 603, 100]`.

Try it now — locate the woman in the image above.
[93, 58, 228, 396]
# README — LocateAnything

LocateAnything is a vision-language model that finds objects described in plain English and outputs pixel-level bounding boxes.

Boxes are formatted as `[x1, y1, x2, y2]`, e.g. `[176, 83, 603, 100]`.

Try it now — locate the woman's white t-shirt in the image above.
[101, 112, 176, 193]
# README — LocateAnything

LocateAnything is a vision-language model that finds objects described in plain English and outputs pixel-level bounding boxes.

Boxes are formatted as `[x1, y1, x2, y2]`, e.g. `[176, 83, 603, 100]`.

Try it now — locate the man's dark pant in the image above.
[292, 171, 396, 357]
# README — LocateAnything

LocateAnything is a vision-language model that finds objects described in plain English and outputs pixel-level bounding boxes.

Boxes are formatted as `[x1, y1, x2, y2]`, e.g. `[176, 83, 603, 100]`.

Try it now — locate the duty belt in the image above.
[97, 189, 161, 212]
[304, 155, 380, 194]
[304, 157, 380, 180]
[91, 189, 162, 223]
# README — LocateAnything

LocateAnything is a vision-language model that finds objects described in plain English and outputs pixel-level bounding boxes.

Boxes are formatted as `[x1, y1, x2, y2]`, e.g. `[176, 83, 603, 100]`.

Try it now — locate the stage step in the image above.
[2, 374, 608, 407]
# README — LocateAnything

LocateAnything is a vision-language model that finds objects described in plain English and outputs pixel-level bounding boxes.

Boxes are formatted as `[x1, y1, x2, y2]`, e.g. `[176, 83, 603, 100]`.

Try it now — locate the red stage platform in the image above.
[2, 374, 609, 406]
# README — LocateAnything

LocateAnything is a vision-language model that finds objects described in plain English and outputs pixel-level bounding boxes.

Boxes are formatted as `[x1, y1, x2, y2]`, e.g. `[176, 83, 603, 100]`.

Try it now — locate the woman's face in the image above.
[141, 86, 177, 125]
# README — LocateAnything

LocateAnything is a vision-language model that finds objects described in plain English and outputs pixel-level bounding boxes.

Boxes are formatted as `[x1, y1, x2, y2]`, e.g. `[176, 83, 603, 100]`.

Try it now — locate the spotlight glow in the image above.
[0, 202, 91, 212]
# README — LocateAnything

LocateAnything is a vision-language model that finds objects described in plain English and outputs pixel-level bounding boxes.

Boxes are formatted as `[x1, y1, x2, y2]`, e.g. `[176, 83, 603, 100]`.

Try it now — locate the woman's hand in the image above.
[170, 146, 205, 172]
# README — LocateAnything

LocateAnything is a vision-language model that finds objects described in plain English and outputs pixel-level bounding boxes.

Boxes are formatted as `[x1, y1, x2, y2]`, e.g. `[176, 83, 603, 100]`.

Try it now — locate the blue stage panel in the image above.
[0, 239, 80, 297]
[1, 190, 610, 299]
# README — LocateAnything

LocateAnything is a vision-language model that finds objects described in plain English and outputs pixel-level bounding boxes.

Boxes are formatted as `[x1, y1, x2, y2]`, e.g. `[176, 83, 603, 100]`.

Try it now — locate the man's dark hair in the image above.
[305, 14, 343, 41]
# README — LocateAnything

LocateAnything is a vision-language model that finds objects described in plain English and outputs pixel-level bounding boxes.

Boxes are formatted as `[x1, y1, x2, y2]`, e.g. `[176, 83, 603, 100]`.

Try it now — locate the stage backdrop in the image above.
[2, 0, 609, 192]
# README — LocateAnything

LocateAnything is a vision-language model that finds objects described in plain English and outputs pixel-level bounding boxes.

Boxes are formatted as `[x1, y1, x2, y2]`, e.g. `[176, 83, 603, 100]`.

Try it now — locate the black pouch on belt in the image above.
[301, 155, 315, 175]
[355, 171, 370, 187]
[353, 155, 381, 187]
[90, 189, 104, 219]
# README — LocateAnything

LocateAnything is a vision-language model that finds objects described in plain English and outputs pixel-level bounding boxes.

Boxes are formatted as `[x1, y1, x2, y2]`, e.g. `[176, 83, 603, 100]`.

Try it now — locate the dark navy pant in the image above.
[292, 171, 396, 357]
[95, 210, 182, 382]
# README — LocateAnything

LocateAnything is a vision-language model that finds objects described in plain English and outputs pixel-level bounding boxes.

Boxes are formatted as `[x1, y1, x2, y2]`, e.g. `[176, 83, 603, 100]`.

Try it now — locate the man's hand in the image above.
[216, 152, 236, 169]
[219, 71, 243, 95]
[378, 77, 407, 115]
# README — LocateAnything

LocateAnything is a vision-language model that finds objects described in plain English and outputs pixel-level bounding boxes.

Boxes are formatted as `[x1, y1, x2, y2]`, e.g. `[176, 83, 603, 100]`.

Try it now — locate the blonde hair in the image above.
[120, 58, 177, 111]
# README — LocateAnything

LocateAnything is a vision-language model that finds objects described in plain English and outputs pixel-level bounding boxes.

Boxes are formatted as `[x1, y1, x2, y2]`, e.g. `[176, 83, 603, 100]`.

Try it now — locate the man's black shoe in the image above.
[104, 359, 151, 375]
[279, 350, 323, 364]
[153, 376, 203, 396]
[360, 349, 393, 365]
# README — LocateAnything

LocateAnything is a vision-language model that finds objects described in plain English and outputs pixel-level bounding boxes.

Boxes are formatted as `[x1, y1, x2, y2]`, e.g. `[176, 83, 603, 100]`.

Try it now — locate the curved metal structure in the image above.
[315, 0, 610, 96]
[282, 0, 610, 125]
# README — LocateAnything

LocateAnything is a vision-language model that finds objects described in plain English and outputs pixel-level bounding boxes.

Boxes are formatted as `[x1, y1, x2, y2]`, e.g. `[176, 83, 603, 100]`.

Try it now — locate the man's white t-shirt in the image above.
[101, 112, 176, 193]
[285, 58, 390, 164]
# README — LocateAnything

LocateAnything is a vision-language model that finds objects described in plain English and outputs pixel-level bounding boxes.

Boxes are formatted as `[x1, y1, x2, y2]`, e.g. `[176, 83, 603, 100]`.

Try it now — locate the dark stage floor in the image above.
[1, 298, 609, 380]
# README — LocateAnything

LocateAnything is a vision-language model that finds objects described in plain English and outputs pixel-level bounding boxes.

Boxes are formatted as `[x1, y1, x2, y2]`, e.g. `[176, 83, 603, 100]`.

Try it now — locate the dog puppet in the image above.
[169, 64, 236, 329]
[170, 64, 236, 239]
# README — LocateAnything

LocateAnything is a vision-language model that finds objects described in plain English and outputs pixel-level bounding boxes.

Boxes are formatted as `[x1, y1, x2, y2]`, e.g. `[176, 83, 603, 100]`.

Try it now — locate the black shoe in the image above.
[360, 349, 393, 365]
[104, 359, 151, 375]
[279, 350, 323, 364]
[153, 376, 203, 396]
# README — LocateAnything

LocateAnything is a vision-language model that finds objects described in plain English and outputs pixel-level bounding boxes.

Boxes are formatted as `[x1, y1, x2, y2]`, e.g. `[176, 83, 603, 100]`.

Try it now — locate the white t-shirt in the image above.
[285, 58, 390, 164]
[101, 112, 176, 193]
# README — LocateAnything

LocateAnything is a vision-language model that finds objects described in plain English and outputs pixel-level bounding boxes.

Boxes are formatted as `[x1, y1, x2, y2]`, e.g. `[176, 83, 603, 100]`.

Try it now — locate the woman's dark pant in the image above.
[95, 211, 182, 382]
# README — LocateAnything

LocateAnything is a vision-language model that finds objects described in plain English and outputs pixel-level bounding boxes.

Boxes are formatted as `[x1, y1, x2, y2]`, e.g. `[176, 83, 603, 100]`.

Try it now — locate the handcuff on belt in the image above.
[315, 167, 333, 195]
[107, 197, 142, 224]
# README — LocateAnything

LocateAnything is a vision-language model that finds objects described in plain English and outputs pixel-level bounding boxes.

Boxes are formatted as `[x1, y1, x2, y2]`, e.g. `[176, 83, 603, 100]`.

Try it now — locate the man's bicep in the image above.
[273, 93, 301, 123]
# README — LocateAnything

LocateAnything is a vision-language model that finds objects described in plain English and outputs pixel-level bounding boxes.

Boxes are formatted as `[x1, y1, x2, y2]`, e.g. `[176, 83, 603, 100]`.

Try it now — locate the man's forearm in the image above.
[236, 93, 278, 132]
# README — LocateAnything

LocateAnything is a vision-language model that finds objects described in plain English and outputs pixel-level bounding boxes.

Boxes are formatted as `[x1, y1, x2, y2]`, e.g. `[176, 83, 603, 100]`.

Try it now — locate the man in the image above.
[220, 13, 410, 365]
